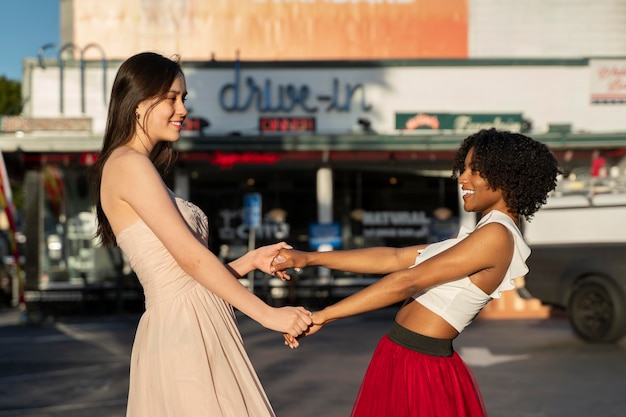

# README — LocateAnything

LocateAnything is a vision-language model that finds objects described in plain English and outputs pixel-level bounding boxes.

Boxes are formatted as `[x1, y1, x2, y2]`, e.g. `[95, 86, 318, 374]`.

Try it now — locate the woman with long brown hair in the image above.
[91, 52, 312, 417]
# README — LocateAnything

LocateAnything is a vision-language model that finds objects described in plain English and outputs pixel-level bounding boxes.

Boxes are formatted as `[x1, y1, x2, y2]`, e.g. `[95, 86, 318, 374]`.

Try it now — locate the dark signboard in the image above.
[395, 112, 523, 132]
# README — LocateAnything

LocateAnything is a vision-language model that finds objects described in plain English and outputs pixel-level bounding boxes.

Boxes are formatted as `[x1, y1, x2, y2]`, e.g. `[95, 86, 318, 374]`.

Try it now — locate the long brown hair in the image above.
[90, 52, 183, 247]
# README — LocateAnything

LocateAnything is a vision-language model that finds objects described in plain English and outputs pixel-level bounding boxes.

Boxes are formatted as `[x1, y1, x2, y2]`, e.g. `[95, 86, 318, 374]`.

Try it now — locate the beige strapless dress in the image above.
[117, 196, 275, 417]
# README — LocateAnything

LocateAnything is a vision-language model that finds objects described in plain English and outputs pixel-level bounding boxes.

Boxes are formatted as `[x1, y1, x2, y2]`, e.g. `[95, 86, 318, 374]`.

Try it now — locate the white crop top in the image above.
[411, 210, 531, 333]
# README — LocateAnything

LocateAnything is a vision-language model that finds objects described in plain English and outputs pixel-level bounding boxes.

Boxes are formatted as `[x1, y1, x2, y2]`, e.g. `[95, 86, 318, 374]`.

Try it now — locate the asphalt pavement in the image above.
[0, 306, 625, 417]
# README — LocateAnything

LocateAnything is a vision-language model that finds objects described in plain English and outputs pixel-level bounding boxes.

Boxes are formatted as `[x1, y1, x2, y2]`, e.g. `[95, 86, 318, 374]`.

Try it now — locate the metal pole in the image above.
[247, 227, 255, 292]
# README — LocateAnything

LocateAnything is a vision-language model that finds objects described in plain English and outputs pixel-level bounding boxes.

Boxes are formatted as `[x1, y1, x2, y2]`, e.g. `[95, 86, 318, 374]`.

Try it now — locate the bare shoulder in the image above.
[101, 147, 162, 211]
[472, 221, 514, 244]
[100, 148, 174, 235]
[102, 147, 162, 191]
[104, 147, 152, 176]
[477, 221, 513, 236]
[466, 222, 515, 267]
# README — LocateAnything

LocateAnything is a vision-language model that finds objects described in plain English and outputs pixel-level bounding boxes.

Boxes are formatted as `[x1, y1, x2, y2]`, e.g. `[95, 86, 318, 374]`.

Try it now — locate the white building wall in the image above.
[19, 0, 626, 138]
[24, 60, 625, 136]
[470, 0, 626, 58]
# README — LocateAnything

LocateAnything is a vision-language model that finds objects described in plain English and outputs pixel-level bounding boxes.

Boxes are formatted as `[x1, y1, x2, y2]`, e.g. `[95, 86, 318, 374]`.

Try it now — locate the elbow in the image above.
[177, 256, 203, 279]
[402, 285, 420, 299]
[396, 270, 421, 298]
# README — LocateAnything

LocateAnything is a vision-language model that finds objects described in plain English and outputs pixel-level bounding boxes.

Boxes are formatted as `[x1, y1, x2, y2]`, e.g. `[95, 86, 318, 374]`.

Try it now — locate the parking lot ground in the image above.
[1, 307, 625, 417]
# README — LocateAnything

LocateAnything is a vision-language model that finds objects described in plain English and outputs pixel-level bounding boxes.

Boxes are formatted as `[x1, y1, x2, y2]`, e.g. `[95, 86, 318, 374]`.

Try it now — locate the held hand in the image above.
[270, 248, 308, 279]
[282, 311, 326, 349]
[283, 333, 299, 349]
[303, 311, 325, 337]
[251, 242, 294, 280]
[264, 306, 312, 339]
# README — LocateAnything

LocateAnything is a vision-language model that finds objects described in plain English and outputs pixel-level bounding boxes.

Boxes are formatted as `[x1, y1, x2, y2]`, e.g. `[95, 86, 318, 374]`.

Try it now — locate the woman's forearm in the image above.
[227, 253, 253, 277]
[319, 268, 419, 323]
[302, 246, 423, 274]
[228, 242, 293, 277]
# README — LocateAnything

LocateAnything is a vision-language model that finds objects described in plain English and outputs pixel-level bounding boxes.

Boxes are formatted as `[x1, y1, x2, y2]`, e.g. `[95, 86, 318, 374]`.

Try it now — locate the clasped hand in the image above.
[269, 248, 326, 348]
[269, 248, 308, 280]
[283, 311, 325, 349]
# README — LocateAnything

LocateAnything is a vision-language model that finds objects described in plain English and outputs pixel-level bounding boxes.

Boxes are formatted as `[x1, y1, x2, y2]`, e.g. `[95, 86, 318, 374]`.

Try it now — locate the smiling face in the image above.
[136, 74, 188, 148]
[458, 147, 509, 216]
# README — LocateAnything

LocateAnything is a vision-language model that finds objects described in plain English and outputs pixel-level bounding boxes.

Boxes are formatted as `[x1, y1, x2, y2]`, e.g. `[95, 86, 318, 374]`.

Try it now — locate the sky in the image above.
[0, 0, 60, 81]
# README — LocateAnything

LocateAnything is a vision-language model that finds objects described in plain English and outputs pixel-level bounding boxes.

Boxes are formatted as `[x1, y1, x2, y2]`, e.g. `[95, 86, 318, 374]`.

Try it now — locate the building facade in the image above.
[2, 0, 626, 313]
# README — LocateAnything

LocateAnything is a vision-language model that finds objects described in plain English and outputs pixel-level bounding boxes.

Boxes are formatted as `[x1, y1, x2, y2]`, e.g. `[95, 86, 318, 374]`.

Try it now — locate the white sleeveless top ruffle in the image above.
[411, 210, 531, 333]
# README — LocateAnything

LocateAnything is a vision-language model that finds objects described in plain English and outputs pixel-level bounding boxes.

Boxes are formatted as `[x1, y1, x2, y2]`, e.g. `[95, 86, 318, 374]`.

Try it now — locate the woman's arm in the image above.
[227, 242, 294, 279]
[101, 152, 312, 337]
[312, 223, 514, 325]
[271, 244, 429, 276]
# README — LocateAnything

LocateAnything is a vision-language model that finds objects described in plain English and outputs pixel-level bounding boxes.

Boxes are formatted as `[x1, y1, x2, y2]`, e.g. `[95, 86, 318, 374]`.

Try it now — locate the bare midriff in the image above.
[394, 300, 460, 340]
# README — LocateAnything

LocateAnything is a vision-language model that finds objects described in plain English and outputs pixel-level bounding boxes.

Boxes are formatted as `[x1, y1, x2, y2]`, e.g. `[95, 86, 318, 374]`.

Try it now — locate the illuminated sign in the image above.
[210, 152, 282, 168]
[259, 117, 316, 133]
[309, 222, 342, 249]
[182, 117, 210, 133]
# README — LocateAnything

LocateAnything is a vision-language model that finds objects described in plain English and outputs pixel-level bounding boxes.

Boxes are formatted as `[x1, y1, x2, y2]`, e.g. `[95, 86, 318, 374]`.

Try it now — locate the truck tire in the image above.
[568, 276, 626, 343]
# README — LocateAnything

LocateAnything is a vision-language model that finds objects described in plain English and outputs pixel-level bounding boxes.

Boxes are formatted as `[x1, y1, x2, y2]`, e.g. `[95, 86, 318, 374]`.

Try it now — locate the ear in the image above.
[135, 101, 148, 117]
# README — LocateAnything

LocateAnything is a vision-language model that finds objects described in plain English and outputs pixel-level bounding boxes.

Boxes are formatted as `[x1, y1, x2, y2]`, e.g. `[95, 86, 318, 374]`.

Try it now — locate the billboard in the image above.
[71, 0, 468, 61]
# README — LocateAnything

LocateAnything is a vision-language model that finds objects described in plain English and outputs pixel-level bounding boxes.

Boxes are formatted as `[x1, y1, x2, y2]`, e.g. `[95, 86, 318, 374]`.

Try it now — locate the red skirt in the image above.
[351, 324, 487, 417]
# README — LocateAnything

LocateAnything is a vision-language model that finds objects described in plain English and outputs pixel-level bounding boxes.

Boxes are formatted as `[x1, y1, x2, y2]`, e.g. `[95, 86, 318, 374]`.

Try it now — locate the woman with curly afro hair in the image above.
[451, 128, 561, 221]
[272, 128, 562, 417]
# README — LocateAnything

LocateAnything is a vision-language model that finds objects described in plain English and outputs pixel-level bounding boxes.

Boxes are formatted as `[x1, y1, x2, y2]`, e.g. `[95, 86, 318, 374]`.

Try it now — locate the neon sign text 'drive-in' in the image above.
[219, 62, 372, 113]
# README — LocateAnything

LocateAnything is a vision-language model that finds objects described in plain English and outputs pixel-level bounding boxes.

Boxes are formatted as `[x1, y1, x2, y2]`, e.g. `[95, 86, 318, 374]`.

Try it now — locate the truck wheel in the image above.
[568, 276, 626, 343]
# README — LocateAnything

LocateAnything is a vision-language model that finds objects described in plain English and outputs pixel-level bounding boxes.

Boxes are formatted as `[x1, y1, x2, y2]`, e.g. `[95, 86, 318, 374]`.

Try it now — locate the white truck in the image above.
[522, 176, 626, 343]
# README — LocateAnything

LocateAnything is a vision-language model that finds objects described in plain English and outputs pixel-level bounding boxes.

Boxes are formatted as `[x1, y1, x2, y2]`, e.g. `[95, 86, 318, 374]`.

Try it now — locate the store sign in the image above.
[260, 117, 316, 132]
[590, 59, 626, 104]
[243, 193, 262, 228]
[218, 208, 290, 241]
[182, 117, 210, 133]
[219, 61, 372, 113]
[361, 210, 430, 239]
[309, 222, 342, 249]
[395, 112, 523, 132]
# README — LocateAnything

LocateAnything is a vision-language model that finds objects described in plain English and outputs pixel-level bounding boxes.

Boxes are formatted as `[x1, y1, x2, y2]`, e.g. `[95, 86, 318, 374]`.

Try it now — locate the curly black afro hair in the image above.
[452, 128, 562, 221]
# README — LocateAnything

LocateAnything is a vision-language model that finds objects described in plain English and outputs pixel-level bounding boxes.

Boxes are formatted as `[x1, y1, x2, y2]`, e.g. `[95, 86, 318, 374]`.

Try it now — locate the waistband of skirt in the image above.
[387, 321, 454, 357]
